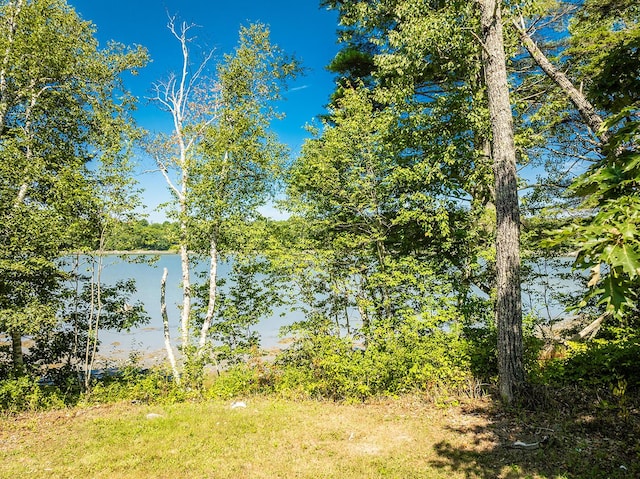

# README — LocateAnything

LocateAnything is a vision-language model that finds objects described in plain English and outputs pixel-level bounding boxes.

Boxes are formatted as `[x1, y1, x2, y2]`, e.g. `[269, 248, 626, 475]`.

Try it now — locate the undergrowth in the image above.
[1, 330, 639, 415]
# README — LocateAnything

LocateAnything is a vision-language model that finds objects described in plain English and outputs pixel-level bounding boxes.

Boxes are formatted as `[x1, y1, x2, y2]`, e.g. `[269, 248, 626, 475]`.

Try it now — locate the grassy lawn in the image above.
[0, 395, 637, 478]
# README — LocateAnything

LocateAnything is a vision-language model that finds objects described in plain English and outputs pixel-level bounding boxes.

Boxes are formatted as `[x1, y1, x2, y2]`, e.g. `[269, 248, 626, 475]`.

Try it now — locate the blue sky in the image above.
[69, 0, 340, 221]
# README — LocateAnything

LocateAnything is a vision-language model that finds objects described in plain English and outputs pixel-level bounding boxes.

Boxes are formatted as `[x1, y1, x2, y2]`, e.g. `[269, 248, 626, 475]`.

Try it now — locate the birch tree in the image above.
[149, 19, 299, 386]
[0, 0, 147, 377]
[148, 17, 215, 382]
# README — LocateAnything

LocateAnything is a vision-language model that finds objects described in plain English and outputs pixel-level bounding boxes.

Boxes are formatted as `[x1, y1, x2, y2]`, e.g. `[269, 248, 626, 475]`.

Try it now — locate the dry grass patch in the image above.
[0, 398, 474, 478]
[1, 395, 638, 478]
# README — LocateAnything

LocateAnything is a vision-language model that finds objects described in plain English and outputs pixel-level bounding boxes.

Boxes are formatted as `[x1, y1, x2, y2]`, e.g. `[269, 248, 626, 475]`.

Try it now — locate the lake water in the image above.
[74, 254, 304, 364]
[76, 254, 582, 364]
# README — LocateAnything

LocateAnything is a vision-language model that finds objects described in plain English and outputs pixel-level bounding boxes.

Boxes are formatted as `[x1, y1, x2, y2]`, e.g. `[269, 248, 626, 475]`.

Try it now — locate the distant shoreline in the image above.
[64, 250, 179, 256]
[102, 250, 178, 255]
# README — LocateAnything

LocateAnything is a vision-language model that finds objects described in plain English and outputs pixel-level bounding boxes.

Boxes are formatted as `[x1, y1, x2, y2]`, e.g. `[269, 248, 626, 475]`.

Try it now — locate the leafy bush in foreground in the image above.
[0, 376, 66, 413]
[271, 318, 476, 402]
[536, 334, 640, 391]
[81, 366, 185, 405]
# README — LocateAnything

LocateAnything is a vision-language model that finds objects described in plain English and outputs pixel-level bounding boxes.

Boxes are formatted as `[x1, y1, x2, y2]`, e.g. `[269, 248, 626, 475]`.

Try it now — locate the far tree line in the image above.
[105, 220, 180, 252]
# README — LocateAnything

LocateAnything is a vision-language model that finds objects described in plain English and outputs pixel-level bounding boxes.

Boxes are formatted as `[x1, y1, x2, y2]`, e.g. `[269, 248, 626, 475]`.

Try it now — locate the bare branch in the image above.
[155, 158, 181, 199]
[572, 313, 607, 341]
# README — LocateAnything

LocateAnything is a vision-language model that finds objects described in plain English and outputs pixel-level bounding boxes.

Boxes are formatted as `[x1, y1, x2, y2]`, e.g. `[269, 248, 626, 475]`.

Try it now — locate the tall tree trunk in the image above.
[198, 234, 218, 353]
[178, 109, 191, 352]
[511, 17, 609, 144]
[179, 222, 191, 348]
[0, 0, 23, 133]
[83, 249, 105, 391]
[479, 0, 525, 404]
[7, 72, 37, 377]
[10, 329, 25, 377]
[161, 267, 181, 383]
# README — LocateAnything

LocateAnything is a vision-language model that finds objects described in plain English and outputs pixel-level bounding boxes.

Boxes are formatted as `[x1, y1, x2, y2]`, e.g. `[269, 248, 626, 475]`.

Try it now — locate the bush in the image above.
[206, 361, 275, 399]
[273, 317, 477, 402]
[537, 335, 640, 391]
[0, 376, 66, 413]
[82, 366, 185, 405]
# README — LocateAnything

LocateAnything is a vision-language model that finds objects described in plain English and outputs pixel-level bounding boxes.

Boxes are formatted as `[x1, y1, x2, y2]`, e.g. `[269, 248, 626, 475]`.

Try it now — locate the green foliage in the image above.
[541, 0, 639, 326]
[2, 0, 639, 413]
[285, 85, 492, 343]
[180, 349, 208, 393]
[569, 0, 639, 112]
[546, 122, 640, 322]
[191, 23, 300, 239]
[536, 335, 640, 391]
[463, 321, 498, 382]
[0, 365, 190, 412]
[104, 220, 179, 251]
[208, 256, 284, 363]
[82, 366, 185, 405]
[147, 20, 300, 386]
[0, 376, 65, 413]
[20, 261, 149, 386]
[274, 316, 476, 402]
[206, 359, 276, 399]
[0, 0, 147, 377]
[281, 2, 504, 400]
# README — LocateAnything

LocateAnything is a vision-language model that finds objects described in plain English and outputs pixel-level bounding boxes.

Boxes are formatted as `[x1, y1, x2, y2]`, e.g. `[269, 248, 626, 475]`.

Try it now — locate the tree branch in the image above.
[511, 15, 610, 145]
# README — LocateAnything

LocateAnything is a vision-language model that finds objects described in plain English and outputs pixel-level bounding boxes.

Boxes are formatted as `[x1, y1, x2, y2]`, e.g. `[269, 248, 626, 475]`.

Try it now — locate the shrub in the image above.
[537, 335, 640, 391]
[273, 317, 477, 401]
[206, 361, 273, 399]
[0, 376, 65, 413]
[82, 366, 184, 405]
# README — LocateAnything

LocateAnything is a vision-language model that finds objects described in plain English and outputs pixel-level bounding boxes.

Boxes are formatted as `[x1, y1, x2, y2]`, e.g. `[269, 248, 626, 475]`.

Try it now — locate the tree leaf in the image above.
[608, 243, 640, 279]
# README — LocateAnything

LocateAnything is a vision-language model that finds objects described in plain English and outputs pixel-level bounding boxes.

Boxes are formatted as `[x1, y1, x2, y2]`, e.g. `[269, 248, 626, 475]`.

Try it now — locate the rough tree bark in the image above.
[478, 0, 525, 404]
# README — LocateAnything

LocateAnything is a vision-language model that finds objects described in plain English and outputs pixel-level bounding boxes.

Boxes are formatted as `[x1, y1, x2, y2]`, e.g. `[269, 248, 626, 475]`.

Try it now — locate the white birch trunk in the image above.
[0, 0, 23, 132]
[161, 268, 181, 383]
[198, 236, 218, 353]
[179, 221, 191, 349]
[151, 18, 215, 369]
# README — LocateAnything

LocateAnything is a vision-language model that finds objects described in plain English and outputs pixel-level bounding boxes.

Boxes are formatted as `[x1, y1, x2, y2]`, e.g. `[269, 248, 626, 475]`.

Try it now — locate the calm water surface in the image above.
[72, 254, 302, 363]
[72, 254, 582, 364]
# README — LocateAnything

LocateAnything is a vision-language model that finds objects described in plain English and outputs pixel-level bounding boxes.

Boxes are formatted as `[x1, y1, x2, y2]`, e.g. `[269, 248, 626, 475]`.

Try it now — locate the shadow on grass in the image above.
[428, 389, 640, 478]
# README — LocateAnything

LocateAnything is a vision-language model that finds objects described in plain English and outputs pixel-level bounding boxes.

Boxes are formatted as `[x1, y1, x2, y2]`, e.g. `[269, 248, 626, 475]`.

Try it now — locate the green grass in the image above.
[1, 395, 638, 478]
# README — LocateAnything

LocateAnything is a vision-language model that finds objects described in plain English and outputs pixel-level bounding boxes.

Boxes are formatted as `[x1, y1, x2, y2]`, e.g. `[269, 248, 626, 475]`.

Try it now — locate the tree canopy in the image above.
[0, 0, 147, 377]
